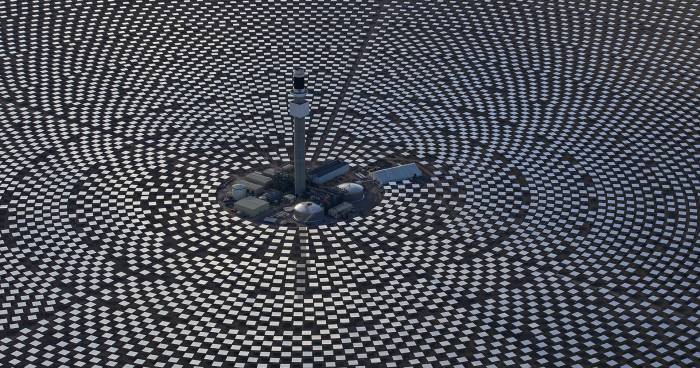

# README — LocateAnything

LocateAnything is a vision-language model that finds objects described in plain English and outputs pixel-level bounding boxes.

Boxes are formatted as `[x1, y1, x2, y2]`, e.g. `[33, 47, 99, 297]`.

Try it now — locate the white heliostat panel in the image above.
[369, 163, 422, 185]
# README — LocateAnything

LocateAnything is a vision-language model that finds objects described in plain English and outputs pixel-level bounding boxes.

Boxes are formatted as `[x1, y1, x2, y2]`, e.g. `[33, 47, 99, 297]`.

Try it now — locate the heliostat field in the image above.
[0, 1, 698, 367]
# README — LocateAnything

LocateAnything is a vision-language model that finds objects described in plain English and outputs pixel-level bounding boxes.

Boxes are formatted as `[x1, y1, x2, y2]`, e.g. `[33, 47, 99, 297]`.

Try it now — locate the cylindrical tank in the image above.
[231, 184, 248, 201]
[337, 182, 364, 202]
[293, 201, 325, 224]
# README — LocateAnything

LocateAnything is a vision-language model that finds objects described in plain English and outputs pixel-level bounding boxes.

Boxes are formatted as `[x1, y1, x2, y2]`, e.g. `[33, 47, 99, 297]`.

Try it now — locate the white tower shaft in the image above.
[288, 68, 310, 196]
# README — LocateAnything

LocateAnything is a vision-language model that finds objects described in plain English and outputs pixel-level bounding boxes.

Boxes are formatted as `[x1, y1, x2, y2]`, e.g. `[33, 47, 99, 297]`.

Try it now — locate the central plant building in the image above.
[234, 197, 270, 218]
[369, 163, 422, 185]
[308, 160, 350, 184]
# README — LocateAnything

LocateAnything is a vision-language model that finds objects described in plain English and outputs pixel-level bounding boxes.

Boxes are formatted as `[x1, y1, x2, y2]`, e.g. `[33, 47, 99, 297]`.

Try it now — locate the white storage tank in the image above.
[293, 201, 325, 224]
[337, 182, 364, 202]
[231, 183, 248, 201]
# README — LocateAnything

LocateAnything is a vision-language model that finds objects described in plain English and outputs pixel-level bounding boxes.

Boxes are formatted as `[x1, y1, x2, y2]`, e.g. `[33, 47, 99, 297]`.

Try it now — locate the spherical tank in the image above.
[293, 201, 325, 224]
[337, 182, 364, 202]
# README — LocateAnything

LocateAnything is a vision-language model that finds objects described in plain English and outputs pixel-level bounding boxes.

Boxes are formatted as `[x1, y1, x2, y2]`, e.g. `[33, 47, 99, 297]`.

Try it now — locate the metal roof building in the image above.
[308, 160, 349, 184]
[235, 179, 265, 195]
[369, 163, 422, 185]
[234, 197, 270, 218]
[243, 172, 272, 187]
[329, 202, 353, 218]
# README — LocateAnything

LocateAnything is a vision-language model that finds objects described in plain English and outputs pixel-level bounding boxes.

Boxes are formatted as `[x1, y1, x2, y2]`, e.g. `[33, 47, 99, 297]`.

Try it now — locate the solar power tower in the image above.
[288, 67, 310, 196]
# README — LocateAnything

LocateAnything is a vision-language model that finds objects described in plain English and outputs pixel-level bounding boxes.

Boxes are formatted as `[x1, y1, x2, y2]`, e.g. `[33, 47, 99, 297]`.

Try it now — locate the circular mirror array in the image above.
[0, 1, 697, 367]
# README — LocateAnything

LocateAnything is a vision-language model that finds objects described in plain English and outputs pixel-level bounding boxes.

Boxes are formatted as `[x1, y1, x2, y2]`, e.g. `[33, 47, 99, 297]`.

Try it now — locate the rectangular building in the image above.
[244, 172, 273, 187]
[369, 163, 422, 185]
[235, 179, 265, 195]
[329, 202, 353, 218]
[234, 197, 270, 218]
[308, 160, 349, 184]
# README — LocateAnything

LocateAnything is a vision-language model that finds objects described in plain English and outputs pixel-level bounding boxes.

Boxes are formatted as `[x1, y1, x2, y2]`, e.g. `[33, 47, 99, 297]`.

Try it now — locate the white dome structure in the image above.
[337, 182, 364, 202]
[293, 201, 325, 224]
